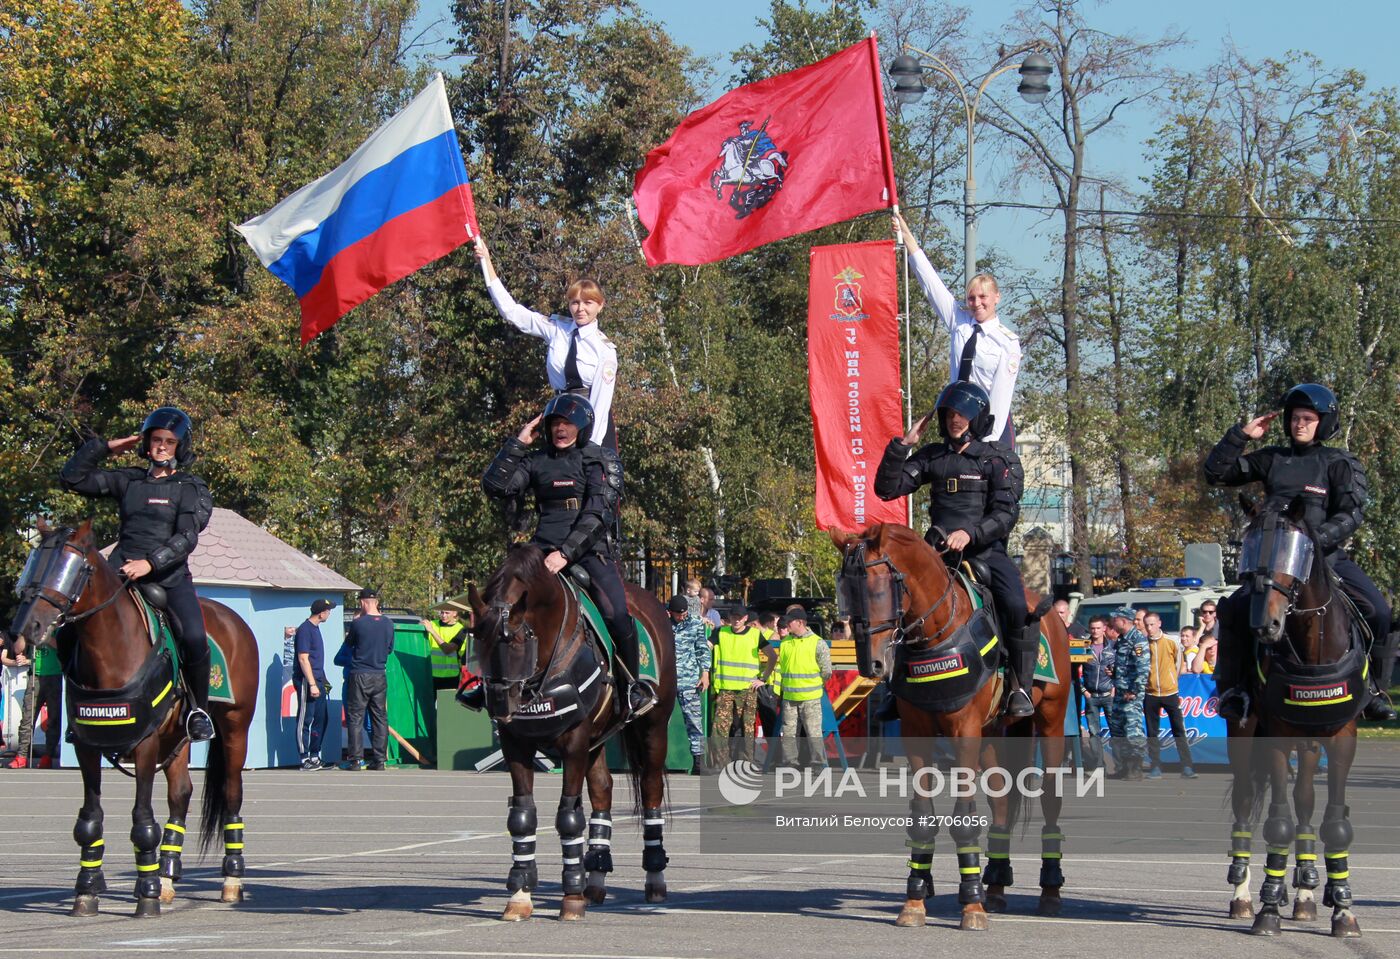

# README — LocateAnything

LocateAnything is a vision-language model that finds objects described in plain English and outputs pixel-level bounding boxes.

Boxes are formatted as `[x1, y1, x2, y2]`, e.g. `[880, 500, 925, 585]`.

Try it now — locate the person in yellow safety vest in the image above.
[710, 608, 770, 765]
[774, 608, 832, 769]
[421, 606, 468, 693]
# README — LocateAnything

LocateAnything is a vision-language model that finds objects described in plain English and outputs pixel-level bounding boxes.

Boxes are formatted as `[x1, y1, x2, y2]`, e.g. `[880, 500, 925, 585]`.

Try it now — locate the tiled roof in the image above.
[108, 508, 359, 591]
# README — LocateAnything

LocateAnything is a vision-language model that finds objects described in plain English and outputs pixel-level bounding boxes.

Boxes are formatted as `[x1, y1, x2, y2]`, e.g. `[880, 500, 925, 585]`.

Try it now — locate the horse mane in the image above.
[484, 543, 546, 602]
[864, 522, 938, 564]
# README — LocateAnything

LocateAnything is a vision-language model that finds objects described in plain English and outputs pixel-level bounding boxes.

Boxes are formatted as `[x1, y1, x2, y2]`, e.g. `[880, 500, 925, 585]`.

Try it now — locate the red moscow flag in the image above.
[634, 36, 898, 267]
[809, 240, 907, 532]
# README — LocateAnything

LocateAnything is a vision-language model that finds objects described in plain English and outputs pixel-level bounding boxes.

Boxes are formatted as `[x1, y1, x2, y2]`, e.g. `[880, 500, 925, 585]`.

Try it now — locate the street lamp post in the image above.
[889, 47, 1052, 288]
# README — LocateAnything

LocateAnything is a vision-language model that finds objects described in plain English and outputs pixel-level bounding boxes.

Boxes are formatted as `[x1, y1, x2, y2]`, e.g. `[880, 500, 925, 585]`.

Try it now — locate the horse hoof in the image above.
[559, 895, 587, 921]
[583, 884, 606, 905]
[159, 877, 176, 904]
[894, 900, 926, 927]
[1332, 914, 1361, 939]
[1229, 899, 1255, 919]
[1250, 912, 1281, 936]
[985, 894, 1008, 914]
[960, 908, 989, 931]
[1037, 897, 1061, 918]
[1292, 899, 1317, 922]
[501, 894, 533, 922]
[645, 883, 668, 904]
[220, 879, 244, 903]
[70, 895, 100, 917]
[134, 897, 161, 918]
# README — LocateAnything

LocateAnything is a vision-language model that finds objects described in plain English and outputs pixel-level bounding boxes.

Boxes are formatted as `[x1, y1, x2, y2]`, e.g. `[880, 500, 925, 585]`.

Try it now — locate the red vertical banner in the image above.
[808, 240, 907, 531]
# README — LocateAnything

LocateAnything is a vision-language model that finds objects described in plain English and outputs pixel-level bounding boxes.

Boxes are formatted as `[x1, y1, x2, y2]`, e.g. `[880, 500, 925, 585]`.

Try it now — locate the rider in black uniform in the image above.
[875, 382, 1038, 717]
[477, 394, 657, 718]
[59, 407, 216, 741]
[1204, 383, 1396, 721]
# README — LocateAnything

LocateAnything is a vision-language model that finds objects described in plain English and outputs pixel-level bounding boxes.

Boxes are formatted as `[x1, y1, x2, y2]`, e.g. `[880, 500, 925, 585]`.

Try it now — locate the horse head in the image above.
[832, 523, 960, 682]
[1237, 493, 1324, 647]
[466, 544, 565, 719]
[10, 518, 102, 647]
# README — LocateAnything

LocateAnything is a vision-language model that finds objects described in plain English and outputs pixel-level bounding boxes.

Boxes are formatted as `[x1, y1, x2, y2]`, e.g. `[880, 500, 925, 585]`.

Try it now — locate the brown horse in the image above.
[1221, 496, 1362, 938]
[10, 520, 258, 916]
[467, 544, 677, 921]
[834, 523, 1071, 930]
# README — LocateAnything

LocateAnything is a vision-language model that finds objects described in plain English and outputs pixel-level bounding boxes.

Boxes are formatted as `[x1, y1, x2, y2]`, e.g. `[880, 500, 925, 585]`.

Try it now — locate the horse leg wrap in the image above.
[982, 824, 1013, 888]
[904, 808, 937, 900]
[642, 807, 668, 875]
[222, 820, 245, 878]
[1321, 804, 1353, 909]
[584, 812, 613, 874]
[951, 807, 984, 904]
[1039, 825, 1065, 889]
[1293, 826, 1319, 889]
[73, 811, 106, 895]
[1260, 803, 1293, 904]
[556, 795, 587, 895]
[506, 796, 538, 893]
[159, 818, 186, 882]
[131, 816, 162, 900]
[1227, 824, 1252, 886]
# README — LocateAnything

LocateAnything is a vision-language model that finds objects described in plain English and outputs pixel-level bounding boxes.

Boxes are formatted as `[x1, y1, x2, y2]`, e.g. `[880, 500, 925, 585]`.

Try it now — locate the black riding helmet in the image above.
[140, 406, 194, 468]
[934, 381, 994, 442]
[542, 393, 594, 447]
[1280, 383, 1339, 442]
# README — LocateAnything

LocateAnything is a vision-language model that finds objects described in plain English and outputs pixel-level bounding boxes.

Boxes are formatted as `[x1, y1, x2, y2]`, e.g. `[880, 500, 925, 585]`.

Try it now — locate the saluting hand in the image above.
[1242, 411, 1278, 440]
[517, 414, 543, 445]
[902, 411, 933, 447]
[107, 434, 141, 455]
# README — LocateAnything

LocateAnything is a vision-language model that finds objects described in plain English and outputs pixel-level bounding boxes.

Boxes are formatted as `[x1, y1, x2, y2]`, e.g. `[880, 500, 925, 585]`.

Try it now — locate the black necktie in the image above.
[565, 328, 584, 390]
[957, 325, 980, 382]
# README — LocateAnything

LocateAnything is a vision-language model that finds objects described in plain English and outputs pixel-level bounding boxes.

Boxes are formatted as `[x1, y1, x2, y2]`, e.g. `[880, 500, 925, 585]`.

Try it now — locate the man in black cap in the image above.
[293, 598, 336, 770]
[341, 588, 394, 770]
[669, 594, 711, 773]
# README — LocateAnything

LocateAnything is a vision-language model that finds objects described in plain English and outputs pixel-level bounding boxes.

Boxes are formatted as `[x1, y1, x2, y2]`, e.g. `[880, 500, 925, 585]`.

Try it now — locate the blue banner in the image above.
[1153, 674, 1228, 766]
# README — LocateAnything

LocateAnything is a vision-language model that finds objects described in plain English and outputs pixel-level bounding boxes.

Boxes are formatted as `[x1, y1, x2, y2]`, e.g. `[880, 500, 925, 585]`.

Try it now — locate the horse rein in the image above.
[486, 580, 585, 700]
[850, 543, 960, 648]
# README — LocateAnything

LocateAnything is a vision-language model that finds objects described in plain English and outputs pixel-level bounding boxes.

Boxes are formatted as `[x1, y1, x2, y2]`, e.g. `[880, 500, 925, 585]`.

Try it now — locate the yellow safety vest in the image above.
[713, 626, 763, 691]
[427, 620, 465, 679]
[777, 634, 823, 702]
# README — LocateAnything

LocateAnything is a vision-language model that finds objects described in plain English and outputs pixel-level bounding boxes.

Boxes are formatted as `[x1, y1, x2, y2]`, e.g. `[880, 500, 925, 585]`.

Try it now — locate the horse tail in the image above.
[619, 719, 668, 821]
[199, 737, 230, 855]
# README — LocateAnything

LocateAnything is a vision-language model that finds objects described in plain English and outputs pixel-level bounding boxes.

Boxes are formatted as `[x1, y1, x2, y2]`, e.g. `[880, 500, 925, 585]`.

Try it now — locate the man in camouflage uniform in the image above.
[668, 595, 712, 774]
[1107, 606, 1151, 780]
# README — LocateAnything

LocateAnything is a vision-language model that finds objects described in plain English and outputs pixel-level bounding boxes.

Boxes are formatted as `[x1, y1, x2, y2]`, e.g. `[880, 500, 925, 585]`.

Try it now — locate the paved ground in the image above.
[0, 765, 1396, 958]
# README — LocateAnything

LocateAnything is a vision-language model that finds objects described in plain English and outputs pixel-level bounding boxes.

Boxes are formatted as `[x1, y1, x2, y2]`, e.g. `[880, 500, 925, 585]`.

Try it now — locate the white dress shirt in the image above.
[487, 278, 617, 447]
[906, 242, 1022, 443]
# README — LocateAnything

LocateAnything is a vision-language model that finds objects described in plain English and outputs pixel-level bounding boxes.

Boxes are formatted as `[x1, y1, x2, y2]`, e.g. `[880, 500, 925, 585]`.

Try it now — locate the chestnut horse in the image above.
[1222, 496, 1362, 938]
[834, 523, 1071, 930]
[467, 544, 677, 921]
[10, 520, 258, 916]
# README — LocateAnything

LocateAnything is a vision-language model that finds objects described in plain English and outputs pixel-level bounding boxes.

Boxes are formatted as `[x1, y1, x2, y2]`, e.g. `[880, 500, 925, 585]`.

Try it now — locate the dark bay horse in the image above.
[467, 544, 677, 921]
[834, 523, 1072, 930]
[10, 520, 258, 916]
[1222, 496, 1363, 938]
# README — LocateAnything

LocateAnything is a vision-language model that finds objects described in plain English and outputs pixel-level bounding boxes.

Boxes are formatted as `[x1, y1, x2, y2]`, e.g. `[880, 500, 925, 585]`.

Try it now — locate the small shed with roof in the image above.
[76, 508, 359, 769]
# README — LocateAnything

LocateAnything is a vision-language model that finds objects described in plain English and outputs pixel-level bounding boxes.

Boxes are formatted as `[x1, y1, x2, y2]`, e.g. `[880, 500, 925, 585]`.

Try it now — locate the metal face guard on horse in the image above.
[466, 543, 677, 922]
[832, 522, 1072, 931]
[10, 520, 259, 917]
[1220, 495, 1365, 939]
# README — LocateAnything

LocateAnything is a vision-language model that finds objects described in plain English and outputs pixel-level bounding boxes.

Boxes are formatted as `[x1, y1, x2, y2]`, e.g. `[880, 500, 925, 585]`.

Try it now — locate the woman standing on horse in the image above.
[472, 393, 656, 718]
[59, 407, 216, 741]
[1204, 383, 1395, 722]
[474, 237, 619, 452]
[893, 213, 1021, 445]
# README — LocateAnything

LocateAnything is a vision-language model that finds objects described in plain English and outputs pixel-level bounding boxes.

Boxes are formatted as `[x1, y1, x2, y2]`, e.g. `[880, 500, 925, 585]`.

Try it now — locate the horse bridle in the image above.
[482, 583, 584, 702]
[13, 537, 113, 634]
[842, 540, 960, 651]
[1245, 512, 1326, 637]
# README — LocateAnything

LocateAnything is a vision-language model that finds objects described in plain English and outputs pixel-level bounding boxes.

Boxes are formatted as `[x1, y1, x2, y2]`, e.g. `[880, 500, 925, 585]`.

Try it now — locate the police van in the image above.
[1070, 544, 1235, 635]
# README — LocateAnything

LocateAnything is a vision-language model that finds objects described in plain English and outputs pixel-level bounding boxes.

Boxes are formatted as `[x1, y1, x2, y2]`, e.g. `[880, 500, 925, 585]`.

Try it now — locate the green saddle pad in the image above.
[567, 579, 661, 683]
[953, 568, 1060, 686]
[134, 592, 236, 705]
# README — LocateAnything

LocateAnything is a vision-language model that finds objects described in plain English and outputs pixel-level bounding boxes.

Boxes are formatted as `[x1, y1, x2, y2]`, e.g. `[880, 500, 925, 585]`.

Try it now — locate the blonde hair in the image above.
[966, 273, 999, 297]
[565, 279, 605, 305]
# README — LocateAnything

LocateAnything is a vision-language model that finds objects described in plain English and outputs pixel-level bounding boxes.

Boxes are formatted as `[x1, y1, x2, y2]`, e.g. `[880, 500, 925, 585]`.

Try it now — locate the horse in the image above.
[1220, 495, 1364, 938]
[833, 523, 1072, 930]
[711, 129, 788, 203]
[466, 544, 677, 921]
[9, 520, 259, 917]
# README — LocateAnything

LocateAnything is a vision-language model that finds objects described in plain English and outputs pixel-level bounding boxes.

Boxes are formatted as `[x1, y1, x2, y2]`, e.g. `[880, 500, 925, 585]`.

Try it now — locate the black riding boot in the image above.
[180, 648, 215, 743]
[1006, 625, 1038, 718]
[616, 624, 657, 719]
[1364, 640, 1396, 721]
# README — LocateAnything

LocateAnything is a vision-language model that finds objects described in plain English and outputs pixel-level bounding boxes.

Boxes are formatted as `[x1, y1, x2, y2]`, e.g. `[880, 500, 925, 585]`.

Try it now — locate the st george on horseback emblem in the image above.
[711, 118, 788, 218]
[833, 267, 867, 319]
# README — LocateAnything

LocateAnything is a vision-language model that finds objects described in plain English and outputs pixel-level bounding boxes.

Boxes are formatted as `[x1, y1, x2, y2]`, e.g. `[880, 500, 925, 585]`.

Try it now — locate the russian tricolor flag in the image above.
[236, 74, 478, 344]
